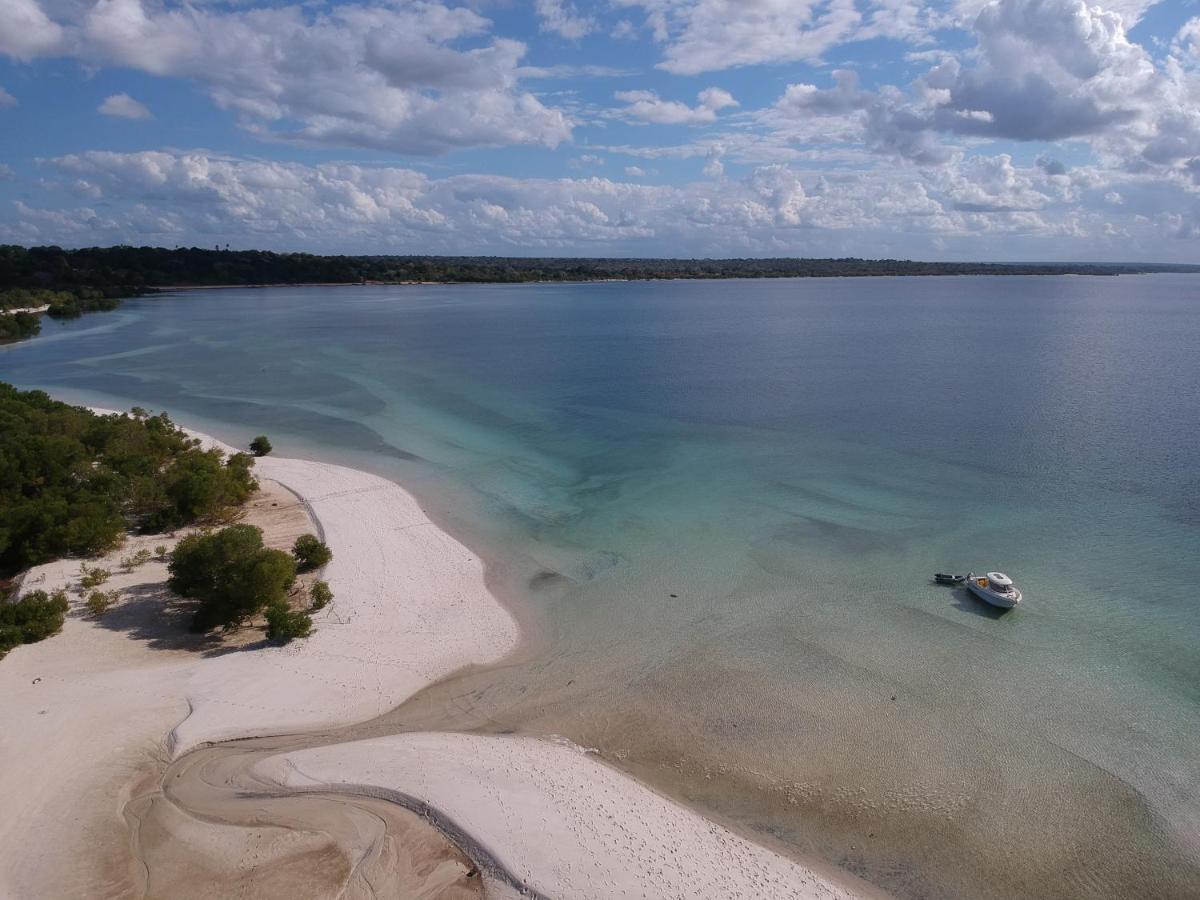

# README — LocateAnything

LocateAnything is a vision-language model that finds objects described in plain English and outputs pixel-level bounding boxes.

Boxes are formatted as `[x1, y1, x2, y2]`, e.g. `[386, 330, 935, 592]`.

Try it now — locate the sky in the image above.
[1, 0, 1199, 260]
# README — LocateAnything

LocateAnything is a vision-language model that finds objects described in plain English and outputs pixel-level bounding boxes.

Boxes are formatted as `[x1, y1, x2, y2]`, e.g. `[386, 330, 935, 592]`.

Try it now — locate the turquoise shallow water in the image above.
[3, 276, 1199, 898]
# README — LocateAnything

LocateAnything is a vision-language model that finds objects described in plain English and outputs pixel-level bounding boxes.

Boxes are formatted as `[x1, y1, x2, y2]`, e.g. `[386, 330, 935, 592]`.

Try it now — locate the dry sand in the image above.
[0, 419, 860, 899]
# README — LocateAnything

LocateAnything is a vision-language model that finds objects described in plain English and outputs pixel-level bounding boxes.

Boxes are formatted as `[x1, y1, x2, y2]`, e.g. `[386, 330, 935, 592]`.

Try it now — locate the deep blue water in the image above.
[3, 276, 1199, 899]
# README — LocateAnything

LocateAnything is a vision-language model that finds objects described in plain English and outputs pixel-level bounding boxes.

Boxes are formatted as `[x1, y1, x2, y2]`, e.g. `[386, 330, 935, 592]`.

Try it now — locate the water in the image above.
[3, 276, 1199, 898]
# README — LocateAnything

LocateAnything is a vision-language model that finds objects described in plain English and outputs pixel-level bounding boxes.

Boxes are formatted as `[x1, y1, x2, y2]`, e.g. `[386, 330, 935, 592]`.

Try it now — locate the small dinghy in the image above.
[934, 573, 966, 585]
[965, 571, 1022, 609]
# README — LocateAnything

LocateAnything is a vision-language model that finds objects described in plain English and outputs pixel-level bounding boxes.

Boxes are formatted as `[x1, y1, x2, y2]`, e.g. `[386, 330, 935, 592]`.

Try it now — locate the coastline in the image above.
[0, 407, 864, 899]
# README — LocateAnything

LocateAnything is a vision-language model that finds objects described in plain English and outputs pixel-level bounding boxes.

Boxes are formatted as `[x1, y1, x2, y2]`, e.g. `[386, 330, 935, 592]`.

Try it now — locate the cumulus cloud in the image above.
[0, 0, 64, 60]
[616, 86, 737, 124]
[0, 86, 16, 108]
[3, 148, 1192, 260]
[766, 0, 1200, 181]
[535, 0, 594, 40]
[614, 0, 914, 74]
[98, 92, 152, 119]
[0, 0, 572, 154]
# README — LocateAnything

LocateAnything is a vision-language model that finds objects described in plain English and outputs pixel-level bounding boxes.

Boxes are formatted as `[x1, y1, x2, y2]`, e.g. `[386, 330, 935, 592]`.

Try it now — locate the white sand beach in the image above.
[0, 416, 860, 899]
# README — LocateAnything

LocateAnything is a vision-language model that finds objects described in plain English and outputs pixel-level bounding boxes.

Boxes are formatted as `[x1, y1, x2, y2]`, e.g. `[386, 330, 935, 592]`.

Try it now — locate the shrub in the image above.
[85, 590, 120, 617]
[292, 534, 333, 572]
[0, 589, 70, 657]
[154, 545, 169, 561]
[265, 599, 312, 642]
[249, 435, 272, 457]
[309, 580, 333, 610]
[169, 524, 297, 632]
[79, 565, 112, 590]
[119, 548, 153, 572]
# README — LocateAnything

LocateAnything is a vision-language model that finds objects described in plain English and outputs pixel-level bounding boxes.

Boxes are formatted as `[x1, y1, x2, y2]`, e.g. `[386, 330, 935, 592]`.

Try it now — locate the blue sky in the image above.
[1, 0, 1199, 259]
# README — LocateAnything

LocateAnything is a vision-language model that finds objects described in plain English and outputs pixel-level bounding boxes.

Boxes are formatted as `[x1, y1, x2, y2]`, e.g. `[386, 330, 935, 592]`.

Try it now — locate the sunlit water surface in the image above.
[4, 276, 1199, 899]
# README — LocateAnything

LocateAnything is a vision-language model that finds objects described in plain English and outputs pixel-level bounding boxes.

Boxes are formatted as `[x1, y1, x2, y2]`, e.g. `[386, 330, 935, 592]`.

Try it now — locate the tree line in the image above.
[4, 243, 1196, 347]
[4, 244, 1198, 297]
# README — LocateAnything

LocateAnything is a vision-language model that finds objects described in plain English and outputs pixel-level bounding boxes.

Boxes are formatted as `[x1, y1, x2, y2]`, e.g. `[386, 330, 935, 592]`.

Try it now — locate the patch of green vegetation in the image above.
[168, 524, 296, 632]
[79, 565, 112, 590]
[0, 589, 69, 658]
[292, 533, 333, 572]
[265, 599, 312, 642]
[119, 548, 153, 572]
[85, 589, 120, 617]
[0, 384, 258, 577]
[249, 435, 272, 457]
[0, 311, 41, 344]
[309, 580, 332, 611]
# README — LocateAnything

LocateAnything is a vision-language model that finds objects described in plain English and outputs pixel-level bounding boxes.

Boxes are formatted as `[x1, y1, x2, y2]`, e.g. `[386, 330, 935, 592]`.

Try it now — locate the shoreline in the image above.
[0, 404, 866, 899]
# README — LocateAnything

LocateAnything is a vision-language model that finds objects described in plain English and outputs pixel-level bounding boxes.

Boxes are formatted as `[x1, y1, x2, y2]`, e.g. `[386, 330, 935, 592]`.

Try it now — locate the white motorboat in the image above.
[965, 571, 1022, 609]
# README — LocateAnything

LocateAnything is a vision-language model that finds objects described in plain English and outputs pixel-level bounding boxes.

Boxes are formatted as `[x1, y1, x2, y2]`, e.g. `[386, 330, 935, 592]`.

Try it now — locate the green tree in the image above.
[0, 589, 70, 658]
[0, 384, 260, 575]
[168, 524, 296, 632]
[249, 435, 272, 457]
[309, 580, 333, 610]
[292, 534, 333, 572]
[265, 599, 312, 641]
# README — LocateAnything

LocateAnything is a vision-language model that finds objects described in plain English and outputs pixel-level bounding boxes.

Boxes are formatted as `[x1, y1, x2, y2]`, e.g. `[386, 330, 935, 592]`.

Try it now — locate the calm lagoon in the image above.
[4, 275, 1199, 899]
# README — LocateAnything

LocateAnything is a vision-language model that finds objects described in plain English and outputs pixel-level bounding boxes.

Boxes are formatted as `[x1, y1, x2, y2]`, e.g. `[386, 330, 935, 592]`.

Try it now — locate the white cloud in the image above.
[616, 86, 737, 124]
[0, 86, 16, 108]
[614, 0, 876, 74]
[0, 163, 14, 179]
[98, 92, 152, 119]
[0, 0, 572, 155]
[0, 0, 64, 60]
[535, 0, 594, 40]
[624, 165, 647, 176]
[7, 148, 1195, 261]
[764, 0, 1200, 182]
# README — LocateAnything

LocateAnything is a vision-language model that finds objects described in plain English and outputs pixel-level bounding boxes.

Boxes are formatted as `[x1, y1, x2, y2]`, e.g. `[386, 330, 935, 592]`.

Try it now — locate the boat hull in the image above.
[966, 580, 1021, 609]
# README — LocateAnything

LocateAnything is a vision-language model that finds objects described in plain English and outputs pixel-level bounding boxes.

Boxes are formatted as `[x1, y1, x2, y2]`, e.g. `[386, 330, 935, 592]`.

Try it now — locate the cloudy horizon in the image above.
[1, 0, 1199, 261]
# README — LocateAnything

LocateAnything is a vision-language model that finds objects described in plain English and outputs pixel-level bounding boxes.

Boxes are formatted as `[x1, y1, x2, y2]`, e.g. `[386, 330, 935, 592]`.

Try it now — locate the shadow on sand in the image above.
[82, 582, 272, 657]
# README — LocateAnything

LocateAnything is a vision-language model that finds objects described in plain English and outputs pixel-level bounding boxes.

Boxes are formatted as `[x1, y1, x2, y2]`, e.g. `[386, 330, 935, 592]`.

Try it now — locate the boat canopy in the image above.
[986, 572, 1013, 587]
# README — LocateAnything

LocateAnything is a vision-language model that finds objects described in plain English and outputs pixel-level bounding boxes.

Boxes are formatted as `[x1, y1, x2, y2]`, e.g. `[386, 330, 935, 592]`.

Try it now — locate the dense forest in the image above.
[3, 244, 1198, 293]
[0, 384, 258, 576]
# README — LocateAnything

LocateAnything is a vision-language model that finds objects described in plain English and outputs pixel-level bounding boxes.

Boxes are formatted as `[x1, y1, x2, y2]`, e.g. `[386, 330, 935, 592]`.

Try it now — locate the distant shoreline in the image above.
[146, 267, 1196, 292]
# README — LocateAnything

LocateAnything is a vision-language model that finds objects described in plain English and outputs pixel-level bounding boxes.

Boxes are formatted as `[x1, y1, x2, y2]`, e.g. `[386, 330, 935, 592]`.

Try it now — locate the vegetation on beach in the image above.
[84, 589, 120, 617]
[292, 533, 333, 572]
[0, 384, 258, 576]
[249, 435, 272, 457]
[168, 524, 296, 632]
[265, 597, 312, 642]
[0, 588, 69, 658]
[0, 310, 41, 343]
[309, 580, 332, 610]
[78, 565, 112, 590]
